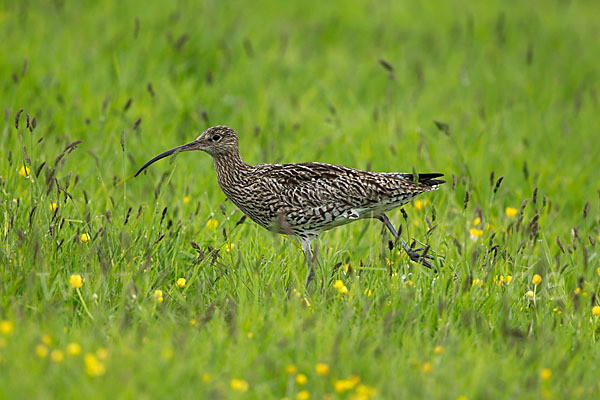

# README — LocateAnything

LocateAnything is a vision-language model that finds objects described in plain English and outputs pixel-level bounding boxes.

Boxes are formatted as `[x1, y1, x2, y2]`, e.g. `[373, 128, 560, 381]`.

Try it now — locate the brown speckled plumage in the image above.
[135, 126, 445, 287]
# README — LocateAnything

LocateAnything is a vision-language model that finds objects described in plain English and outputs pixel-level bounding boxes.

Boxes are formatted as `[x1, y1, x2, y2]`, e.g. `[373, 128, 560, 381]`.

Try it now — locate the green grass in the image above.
[2, 0, 600, 398]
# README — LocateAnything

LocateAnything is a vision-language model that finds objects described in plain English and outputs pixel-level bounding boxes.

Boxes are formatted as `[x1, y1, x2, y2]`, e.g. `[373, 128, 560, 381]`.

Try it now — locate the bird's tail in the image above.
[389, 172, 445, 187]
[411, 173, 446, 187]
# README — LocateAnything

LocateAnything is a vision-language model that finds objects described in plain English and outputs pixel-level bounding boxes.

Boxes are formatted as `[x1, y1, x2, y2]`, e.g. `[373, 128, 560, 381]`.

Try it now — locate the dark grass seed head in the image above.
[15, 109, 23, 129]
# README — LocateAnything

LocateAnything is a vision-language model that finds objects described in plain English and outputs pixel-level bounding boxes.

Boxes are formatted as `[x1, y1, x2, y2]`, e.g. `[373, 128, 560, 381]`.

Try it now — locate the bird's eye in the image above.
[212, 134, 221, 141]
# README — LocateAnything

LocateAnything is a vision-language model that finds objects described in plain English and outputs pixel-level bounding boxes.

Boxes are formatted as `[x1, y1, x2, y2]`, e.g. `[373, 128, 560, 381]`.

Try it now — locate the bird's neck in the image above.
[212, 151, 251, 186]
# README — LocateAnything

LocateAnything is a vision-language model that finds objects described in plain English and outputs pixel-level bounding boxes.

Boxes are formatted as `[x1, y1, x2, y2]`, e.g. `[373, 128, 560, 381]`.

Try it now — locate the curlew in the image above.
[135, 126, 445, 288]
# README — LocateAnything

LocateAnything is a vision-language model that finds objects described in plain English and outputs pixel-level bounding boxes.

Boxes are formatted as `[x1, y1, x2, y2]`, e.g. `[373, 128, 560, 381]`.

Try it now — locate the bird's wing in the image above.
[258, 162, 432, 208]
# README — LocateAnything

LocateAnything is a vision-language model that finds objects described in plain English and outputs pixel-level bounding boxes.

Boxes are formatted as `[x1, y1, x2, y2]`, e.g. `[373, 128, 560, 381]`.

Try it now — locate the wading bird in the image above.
[135, 126, 444, 288]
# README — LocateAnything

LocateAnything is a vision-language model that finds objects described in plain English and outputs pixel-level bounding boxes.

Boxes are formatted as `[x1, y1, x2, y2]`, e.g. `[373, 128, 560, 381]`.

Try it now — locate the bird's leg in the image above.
[301, 239, 315, 290]
[377, 213, 436, 271]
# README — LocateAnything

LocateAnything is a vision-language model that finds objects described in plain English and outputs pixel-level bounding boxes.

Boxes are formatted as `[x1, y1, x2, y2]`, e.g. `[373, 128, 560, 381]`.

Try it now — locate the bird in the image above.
[135, 125, 445, 288]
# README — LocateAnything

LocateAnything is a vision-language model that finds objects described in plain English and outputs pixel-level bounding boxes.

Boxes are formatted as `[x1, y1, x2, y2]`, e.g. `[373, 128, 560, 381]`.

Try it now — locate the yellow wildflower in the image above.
[414, 199, 426, 211]
[334, 379, 357, 393]
[224, 243, 235, 252]
[472, 279, 483, 287]
[247, 332, 253, 339]
[540, 368, 552, 381]
[51, 349, 64, 363]
[190, 319, 197, 326]
[41, 334, 52, 346]
[316, 363, 330, 376]
[506, 275, 513, 284]
[80, 233, 90, 243]
[434, 345, 444, 355]
[532, 274, 542, 285]
[355, 384, 377, 399]
[333, 280, 348, 294]
[19, 165, 31, 177]
[505, 207, 517, 217]
[421, 362, 432, 373]
[597, 267, 600, 276]
[457, 396, 468, 400]
[69, 274, 84, 289]
[469, 228, 483, 238]
[183, 196, 190, 204]
[36, 344, 48, 358]
[593, 306, 600, 316]
[230, 378, 249, 392]
[0, 320, 14, 335]
[575, 287, 581, 294]
[206, 218, 219, 230]
[66, 342, 82, 356]
[286, 364, 298, 374]
[201, 373, 211, 382]
[472, 217, 481, 226]
[363, 288, 372, 297]
[176, 278, 186, 288]
[84, 353, 106, 376]
[296, 373, 307, 385]
[153, 289, 164, 303]
[297, 390, 310, 400]
[526, 290, 534, 298]
[49, 203, 58, 211]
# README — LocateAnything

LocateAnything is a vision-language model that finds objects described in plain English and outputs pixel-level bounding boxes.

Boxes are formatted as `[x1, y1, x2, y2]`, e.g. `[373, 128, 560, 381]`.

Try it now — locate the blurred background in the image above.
[2, 0, 600, 398]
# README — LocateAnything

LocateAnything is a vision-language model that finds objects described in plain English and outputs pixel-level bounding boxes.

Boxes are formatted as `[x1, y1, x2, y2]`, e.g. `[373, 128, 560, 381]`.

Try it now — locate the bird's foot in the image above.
[405, 245, 437, 272]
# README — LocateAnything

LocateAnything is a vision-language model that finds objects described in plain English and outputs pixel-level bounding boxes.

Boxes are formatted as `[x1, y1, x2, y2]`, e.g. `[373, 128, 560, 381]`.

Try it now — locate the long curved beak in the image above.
[134, 141, 199, 177]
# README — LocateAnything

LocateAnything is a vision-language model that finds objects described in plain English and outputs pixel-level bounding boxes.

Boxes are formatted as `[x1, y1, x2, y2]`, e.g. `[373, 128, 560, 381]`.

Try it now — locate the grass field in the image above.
[2, 0, 600, 398]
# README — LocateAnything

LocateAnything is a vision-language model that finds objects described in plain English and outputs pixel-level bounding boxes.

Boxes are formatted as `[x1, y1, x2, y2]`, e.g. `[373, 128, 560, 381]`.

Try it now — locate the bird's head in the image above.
[134, 125, 239, 177]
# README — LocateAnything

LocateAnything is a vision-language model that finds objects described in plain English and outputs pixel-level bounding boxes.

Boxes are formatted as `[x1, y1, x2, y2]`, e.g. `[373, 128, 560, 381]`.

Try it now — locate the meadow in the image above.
[1, 0, 600, 398]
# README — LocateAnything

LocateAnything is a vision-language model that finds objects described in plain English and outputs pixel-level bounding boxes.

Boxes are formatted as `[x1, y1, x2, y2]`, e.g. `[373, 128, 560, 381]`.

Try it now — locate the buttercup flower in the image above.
[296, 373, 307, 385]
[315, 363, 330, 376]
[36, 344, 48, 358]
[532, 274, 542, 285]
[66, 342, 82, 356]
[84, 353, 106, 376]
[69, 274, 84, 289]
[414, 199, 427, 211]
[19, 165, 31, 177]
[176, 278, 186, 288]
[206, 219, 219, 230]
[286, 364, 297, 374]
[505, 207, 517, 217]
[540, 368, 552, 380]
[0, 320, 14, 335]
[333, 280, 348, 294]
[297, 390, 310, 400]
[469, 228, 483, 239]
[230, 378, 249, 392]
[51, 349, 64, 363]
